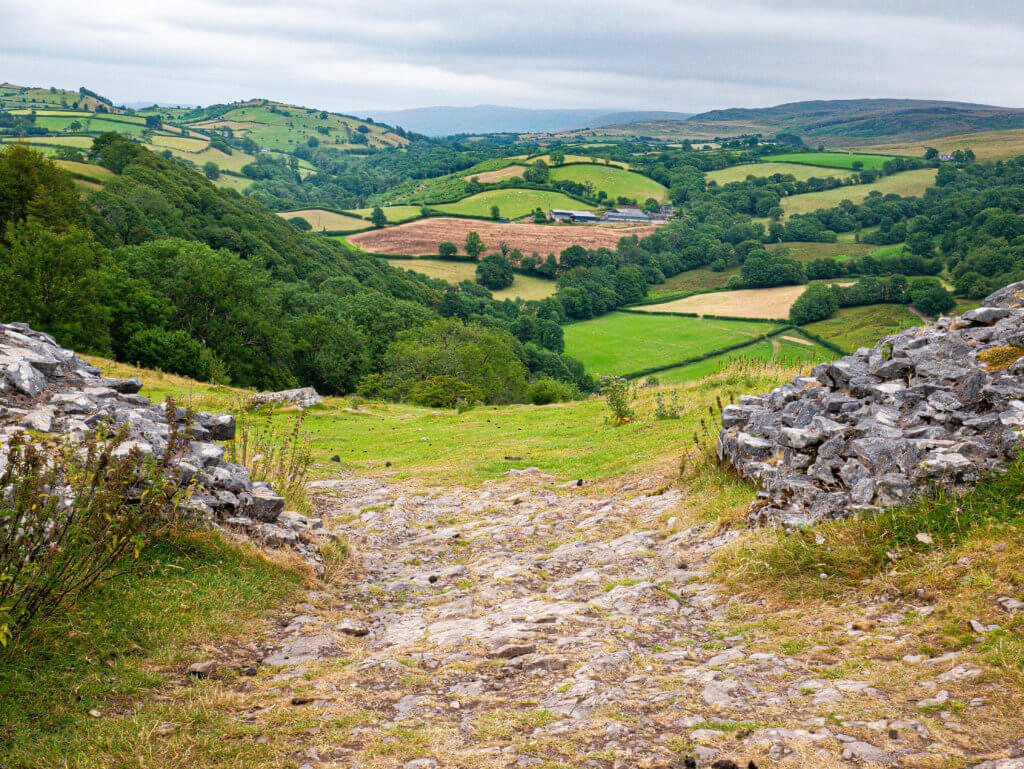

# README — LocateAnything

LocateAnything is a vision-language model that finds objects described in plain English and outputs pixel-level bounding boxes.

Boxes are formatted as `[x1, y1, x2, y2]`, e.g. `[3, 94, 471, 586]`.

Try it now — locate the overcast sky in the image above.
[4, 0, 1024, 113]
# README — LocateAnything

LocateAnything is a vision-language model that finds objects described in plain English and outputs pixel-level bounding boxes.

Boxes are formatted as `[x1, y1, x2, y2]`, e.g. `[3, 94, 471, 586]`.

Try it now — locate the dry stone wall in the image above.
[718, 281, 1024, 526]
[0, 322, 324, 570]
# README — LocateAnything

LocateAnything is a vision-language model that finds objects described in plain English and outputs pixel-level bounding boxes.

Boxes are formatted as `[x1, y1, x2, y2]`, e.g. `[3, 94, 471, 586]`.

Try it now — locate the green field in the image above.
[548, 164, 668, 202]
[385, 258, 556, 301]
[656, 335, 833, 383]
[779, 168, 937, 217]
[802, 304, 923, 352]
[705, 162, 856, 185]
[563, 312, 775, 376]
[350, 205, 422, 222]
[433, 189, 592, 219]
[768, 152, 901, 170]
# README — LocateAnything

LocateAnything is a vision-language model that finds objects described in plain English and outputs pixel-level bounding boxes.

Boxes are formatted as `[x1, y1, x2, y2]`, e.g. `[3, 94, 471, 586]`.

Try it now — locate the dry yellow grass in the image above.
[277, 209, 369, 231]
[385, 258, 556, 301]
[148, 134, 209, 152]
[348, 217, 658, 256]
[861, 129, 1024, 160]
[464, 164, 527, 182]
[638, 282, 852, 319]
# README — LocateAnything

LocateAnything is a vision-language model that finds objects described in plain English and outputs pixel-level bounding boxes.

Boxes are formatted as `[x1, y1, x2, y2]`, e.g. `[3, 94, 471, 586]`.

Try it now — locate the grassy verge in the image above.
[0, 530, 303, 768]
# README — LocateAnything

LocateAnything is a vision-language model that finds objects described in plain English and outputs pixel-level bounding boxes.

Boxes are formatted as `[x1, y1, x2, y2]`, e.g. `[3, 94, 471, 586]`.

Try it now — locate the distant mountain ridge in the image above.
[567, 98, 1024, 145]
[360, 105, 693, 136]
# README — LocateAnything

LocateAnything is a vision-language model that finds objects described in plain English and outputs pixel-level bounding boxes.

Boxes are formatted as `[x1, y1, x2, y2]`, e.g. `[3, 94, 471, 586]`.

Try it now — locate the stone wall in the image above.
[0, 322, 325, 570]
[718, 282, 1024, 526]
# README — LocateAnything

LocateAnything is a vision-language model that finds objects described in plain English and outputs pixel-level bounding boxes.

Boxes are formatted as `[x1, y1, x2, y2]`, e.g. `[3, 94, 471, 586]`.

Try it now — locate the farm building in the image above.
[603, 207, 650, 222]
[549, 209, 599, 223]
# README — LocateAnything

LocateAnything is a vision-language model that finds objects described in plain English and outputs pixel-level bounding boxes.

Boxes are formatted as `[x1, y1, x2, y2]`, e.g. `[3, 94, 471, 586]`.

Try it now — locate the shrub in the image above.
[644, 375, 660, 387]
[598, 375, 636, 425]
[406, 376, 485, 409]
[912, 285, 957, 318]
[124, 327, 221, 382]
[527, 378, 575, 405]
[0, 416, 184, 646]
[476, 253, 514, 290]
[288, 216, 313, 231]
[654, 389, 682, 419]
[789, 283, 839, 325]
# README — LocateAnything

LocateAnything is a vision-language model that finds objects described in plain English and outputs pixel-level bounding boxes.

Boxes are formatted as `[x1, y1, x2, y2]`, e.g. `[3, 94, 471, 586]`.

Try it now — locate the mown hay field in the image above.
[563, 312, 774, 376]
[637, 284, 821, 319]
[385, 258, 556, 301]
[768, 151, 900, 170]
[433, 189, 591, 219]
[779, 168, 937, 217]
[277, 209, 370, 231]
[464, 164, 528, 182]
[516, 153, 631, 169]
[548, 164, 668, 202]
[861, 129, 1024, 160]
[52, 160, 113, 182]
[705, 162, 856, 184]
[348, 217, 658, 256]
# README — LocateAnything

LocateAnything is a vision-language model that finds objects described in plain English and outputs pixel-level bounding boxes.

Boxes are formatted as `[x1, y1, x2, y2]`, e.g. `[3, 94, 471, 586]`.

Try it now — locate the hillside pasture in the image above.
[465, 164, 528, 182]
[705, 162, 856, 184]
[778, 168, 937, 217]
[52, 160, 113, 183]
[385, 258, 556, 301]
[276, 209, 370, 231]
[656, 335, 833, 383]
[860, 129, 1024, 161]
[768, 152, 900, 170]
[433, 189, 594, 219]
[548, 164, 668, 202]
[347, 217, 658, 256]
[349, 205, 422, 222]
[1, 135, 95, 149]
[518, 153, 631, 169]
[148, 134, 210, 153]
[637, 284, 828, 319]
[563, 312, 775, 376]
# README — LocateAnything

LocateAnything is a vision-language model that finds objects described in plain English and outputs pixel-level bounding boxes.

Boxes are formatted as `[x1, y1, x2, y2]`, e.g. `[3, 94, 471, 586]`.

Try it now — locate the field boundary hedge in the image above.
[791, 327, 848, 356]
[619, 335, 769, 380]
[617, 308, 789, 324]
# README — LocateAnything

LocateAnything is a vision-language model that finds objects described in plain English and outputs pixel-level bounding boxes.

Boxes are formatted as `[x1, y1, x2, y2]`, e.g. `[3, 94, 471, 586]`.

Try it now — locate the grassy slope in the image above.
[276, 209, 370, 231]
[803, 303, 923, 353]
[433, 189, 591, 218]
[563, 312, 775, 376]
[705, 162, 856, 184]
[861, 129, 1024, 160]
[384, 258, 556, 301]
[768, 152, 899, 170]
[350, 205, 422, 222]
[655, 335, 833, 384]
[779, 168, 937, 217]
[548, 164, 668, 202]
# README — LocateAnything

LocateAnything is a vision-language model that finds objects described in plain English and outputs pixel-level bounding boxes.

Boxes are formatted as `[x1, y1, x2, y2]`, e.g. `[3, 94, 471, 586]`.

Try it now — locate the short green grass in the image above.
[768, 152, 901, 170]
[385, 257, 556, 300]
[655, 336, 833, 384]
[705, 162, 856, 185]
[548, 164, 667, 202]
[433, 189, 591, 219]
[778, 168, 937, 217]
[803, 303, 923, 353]
[0, 531, 302, 769]
[563, 312, 775, 376]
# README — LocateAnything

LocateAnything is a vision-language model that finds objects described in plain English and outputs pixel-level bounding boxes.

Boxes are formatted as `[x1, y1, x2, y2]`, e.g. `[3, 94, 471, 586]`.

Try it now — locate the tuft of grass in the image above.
[0, 530, 302, 768]
[718, 456, 1024, 599]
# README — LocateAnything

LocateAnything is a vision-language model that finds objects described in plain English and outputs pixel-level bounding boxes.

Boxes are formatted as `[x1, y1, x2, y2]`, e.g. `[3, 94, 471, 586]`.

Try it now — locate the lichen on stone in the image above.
[977, 344, 1024, 370]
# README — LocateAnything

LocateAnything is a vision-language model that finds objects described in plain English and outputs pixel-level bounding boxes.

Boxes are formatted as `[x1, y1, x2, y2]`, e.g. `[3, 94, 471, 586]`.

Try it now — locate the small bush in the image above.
[644, 375, 660, 387]
[0, 413, 185, 646]
[653, 389, 682, 419]
[598, 375, 636, 425]
[406, 376, 486, 409]
[527, 378, 575, 405]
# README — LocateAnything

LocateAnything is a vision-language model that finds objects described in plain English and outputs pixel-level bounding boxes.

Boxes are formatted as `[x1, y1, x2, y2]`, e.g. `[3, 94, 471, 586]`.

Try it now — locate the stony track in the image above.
[240, 470, 1024, 769]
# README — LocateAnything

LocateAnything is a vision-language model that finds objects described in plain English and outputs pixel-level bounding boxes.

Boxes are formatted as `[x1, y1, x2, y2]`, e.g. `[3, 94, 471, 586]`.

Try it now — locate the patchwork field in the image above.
[563, 312, 775, 376]
[637, 283, 843, 319]
[768, 152, 900, 170]
[705, 162, 856, 184]
[384, 258, 556, 301]
[52, 159, 113, 183]
[861, 129, 1024, 160]
[433, 189, 590, 218]
[347, 217, 658, 256]
[349, 205, 422, 222]
[778, 168, 937, 217]
[517, 153, 631, 169]
[277, 209, 370, 231]
[656, 335, 834, 383]
[464, 164, 527, 182]
[802, 303, 923, 352]
[548, 164, 668, 202]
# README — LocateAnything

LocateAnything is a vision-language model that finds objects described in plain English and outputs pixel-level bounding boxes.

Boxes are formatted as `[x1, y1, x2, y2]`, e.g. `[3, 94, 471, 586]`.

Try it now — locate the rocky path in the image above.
[245, 471, 1023, 769]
